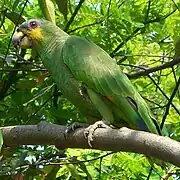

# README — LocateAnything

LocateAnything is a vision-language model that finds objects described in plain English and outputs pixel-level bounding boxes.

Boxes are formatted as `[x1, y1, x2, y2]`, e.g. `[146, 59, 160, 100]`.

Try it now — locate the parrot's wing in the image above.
[62, 35, 160, 134]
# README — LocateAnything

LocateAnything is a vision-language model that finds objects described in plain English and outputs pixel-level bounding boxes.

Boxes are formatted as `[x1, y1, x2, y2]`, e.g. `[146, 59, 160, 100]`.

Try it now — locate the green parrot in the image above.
[12, 19, 162, 138]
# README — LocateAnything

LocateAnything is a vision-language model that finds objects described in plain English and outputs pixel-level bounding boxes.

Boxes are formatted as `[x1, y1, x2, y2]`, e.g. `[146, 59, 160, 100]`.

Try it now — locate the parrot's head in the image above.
[12, 19, 55, 49]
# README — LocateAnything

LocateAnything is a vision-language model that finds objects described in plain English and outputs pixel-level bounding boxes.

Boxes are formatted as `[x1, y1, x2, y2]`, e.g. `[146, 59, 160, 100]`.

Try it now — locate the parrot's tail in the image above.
[126, 96, 162, 135]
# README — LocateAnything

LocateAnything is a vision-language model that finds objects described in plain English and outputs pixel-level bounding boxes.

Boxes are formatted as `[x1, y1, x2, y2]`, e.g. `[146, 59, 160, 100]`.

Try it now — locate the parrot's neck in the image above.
[32, 28, 69, 59]
[32, 28, 69, 75]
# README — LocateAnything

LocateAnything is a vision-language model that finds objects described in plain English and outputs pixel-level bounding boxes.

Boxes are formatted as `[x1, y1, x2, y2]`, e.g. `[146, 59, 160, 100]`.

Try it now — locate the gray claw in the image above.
[84, 120, 111, 147]
[64, 122, 88, 139]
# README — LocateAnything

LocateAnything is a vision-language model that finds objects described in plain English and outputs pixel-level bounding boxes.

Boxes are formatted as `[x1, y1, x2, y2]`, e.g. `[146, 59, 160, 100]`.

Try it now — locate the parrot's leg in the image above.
[64, 122, 89, 138]
[84, 120, 111, 147]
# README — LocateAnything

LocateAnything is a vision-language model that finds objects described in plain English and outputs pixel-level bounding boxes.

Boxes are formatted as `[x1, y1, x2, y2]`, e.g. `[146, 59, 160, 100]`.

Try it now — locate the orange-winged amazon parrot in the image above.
[12, 19, 162, 142]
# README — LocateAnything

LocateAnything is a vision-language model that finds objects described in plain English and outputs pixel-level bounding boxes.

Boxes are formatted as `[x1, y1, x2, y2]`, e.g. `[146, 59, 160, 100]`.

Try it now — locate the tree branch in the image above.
[1, 122, 180, 167]
[128, 57, 180, 79]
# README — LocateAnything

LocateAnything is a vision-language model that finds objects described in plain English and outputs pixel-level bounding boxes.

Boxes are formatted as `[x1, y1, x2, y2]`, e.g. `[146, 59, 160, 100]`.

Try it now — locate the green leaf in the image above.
[5, 11, 25, 24]
[174, 38, 180, 58]
[44, 165, 60, 180]
[16, 80, 36, 90]
[38, 0, 56, 24]
[23, 84, 54, 106]
[11, 91, 33, 105]
[54, 0, 68, 21]
[66, 164, 81, 180]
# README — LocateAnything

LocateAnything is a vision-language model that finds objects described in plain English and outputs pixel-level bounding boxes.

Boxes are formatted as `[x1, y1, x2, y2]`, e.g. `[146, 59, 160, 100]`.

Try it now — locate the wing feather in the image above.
[62, 35, 160, 134]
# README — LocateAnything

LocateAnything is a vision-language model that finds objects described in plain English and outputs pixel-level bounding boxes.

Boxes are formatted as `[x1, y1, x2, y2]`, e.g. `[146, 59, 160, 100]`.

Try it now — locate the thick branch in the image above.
[1, 122, 180, 167]
[128, 57, 180, 79]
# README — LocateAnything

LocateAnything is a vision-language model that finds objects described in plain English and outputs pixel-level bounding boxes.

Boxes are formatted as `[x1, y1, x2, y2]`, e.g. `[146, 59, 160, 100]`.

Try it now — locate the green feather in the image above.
[62, 35, 160, 134]
[19, 19, 162, 135]
[86, 88, 114, 123]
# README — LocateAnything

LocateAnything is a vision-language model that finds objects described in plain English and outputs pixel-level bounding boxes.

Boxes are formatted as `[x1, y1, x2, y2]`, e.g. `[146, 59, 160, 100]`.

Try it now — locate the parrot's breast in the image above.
[39, 40, 101, 121]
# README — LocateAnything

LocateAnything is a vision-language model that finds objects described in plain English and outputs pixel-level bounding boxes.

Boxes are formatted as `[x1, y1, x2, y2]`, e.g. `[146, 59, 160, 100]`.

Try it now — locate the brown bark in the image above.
[1, 122, 180, 167]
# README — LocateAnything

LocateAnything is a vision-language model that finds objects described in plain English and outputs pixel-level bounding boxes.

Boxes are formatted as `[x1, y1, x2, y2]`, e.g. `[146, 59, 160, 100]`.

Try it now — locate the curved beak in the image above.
[12, 30, 32, 49]
[12, 31, 24, 47]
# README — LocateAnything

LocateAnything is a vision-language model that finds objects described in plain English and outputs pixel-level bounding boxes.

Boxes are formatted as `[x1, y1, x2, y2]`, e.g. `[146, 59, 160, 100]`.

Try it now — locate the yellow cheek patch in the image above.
[23, 27, 43, 41]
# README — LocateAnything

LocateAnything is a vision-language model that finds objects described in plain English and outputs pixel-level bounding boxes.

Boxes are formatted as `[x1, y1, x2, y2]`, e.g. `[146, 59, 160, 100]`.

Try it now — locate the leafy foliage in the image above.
[0, 0, 180, 179]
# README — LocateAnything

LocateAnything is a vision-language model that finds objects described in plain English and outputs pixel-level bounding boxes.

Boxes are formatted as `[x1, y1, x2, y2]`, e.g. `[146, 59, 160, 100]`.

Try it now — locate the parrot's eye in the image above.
[29, 21, 37, 29]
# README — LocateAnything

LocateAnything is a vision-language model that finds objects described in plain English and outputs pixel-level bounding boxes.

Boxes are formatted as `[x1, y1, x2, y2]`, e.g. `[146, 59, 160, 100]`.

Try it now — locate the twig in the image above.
[144, 0, 151, 24]
[160, 77, 180, 129]
[110, 27, 141, 57]
[0, 68, 47, 72]
[25, 94, 54, 124]
[1, 0, 28, 76]
[172, 66, 180, 99]
[148, 75, 180, 116]
[146, 167, 153, 180]
[141, 95, 164, 108]
[48, 152, 114, 166]
[110, 9, 177, 57]
[68, 20, 104, 33]
[0, 50, 27, 100]
[64, 0, 85, 32]
[124, 62, 180, 115]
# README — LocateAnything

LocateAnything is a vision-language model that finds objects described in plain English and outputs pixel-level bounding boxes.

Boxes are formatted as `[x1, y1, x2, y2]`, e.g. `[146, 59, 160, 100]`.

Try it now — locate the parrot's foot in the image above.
[84, 120, 111, 147]
[65, 122, 89, 138]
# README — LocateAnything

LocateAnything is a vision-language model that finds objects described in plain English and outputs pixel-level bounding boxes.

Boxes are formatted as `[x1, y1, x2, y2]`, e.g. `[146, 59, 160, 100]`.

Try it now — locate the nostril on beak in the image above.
[16, 28, 20, 32]
[12, 37, 19, 47]
[12, 31, 24, 47]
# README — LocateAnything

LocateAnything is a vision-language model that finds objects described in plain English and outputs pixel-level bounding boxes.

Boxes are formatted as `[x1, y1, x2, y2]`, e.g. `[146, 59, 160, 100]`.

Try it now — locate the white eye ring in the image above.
[29, 21, 37, 29]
